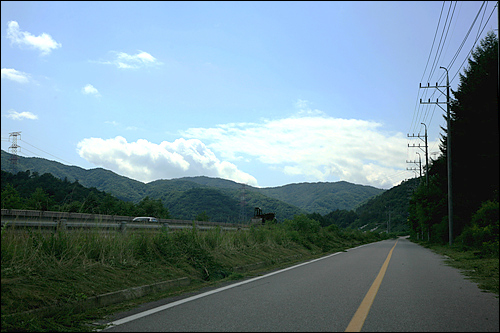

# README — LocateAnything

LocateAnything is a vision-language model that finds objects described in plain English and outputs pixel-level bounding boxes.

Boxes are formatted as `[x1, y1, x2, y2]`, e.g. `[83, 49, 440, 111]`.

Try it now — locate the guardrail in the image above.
[1, 209, 247, 232]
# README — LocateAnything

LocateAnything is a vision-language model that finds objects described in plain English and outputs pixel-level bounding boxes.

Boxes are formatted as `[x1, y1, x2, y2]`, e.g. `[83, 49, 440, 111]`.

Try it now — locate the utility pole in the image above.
[406, 152, 422, 179]
[419, 67, 453, 245]
[407, 122, 428, 186]
[421, 123, 428, 185]
[416, 152, 422, 177]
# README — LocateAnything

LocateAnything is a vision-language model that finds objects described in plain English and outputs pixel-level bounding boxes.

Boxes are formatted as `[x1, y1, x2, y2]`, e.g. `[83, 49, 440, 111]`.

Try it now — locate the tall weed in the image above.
[2, 218, 388, 328]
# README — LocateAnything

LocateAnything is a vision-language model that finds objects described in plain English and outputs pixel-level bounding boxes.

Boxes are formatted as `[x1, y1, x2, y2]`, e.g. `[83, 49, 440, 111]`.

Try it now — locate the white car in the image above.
[132, 216, 158, 223]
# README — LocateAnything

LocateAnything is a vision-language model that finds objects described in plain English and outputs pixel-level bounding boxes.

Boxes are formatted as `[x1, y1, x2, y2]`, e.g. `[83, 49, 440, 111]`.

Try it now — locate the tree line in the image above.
[408, 32, 499, 256]
[1, 170, 170, 219]
[0, 168, 368, 227]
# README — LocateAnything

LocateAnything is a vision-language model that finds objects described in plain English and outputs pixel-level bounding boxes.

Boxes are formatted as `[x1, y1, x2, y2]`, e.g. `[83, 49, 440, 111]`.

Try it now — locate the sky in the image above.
[1, 1, 498, 190]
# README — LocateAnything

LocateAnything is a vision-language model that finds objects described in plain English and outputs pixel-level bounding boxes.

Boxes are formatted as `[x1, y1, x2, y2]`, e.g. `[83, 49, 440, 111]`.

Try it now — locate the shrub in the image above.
[284, 214, 321, 234]
[457, 200, 499, 256]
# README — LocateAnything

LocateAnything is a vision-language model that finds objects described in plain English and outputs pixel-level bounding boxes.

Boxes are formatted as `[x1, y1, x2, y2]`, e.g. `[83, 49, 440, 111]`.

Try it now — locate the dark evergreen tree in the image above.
[410, 31, 499, 243]
[448, 31, 499, 235]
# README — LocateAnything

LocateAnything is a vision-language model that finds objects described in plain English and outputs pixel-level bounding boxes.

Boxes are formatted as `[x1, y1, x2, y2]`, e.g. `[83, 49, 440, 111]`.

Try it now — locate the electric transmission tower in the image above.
[8, 131, 21, 173]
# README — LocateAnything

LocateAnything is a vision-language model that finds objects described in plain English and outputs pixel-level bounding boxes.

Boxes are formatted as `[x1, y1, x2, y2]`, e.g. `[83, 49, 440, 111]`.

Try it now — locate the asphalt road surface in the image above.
[102, 237, 499, 332]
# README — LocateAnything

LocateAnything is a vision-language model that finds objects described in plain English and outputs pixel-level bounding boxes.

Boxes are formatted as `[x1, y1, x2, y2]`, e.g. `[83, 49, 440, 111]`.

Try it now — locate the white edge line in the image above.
[105, 241, 382, 329]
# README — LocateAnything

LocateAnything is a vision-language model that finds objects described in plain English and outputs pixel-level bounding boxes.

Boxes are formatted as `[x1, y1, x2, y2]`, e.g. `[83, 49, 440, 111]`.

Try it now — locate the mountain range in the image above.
[1, 150, 385, 222]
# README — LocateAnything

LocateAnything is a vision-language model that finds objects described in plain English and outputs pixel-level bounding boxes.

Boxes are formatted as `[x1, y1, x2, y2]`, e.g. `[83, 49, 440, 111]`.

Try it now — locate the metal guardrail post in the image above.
[57, 219, 67, 231]
[1, 211, 250, 232]
[119, 221, 127, 233]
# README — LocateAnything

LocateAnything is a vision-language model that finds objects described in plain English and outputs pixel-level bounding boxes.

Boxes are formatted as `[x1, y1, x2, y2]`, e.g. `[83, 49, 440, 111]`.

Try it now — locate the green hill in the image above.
[260, 181, 384, 215]
[1, 150, 385, 222]
[1, 150, 148, 203]
[351, 177, 420, 233]
[155, 176, 385, 214]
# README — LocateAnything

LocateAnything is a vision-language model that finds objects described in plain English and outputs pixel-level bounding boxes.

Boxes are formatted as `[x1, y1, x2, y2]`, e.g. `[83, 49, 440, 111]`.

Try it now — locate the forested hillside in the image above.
[1, 152, 149, 203]
[259, 181, 384, 215]
[0, 169, 304, 222]
[305, 177, 419, 233]
[151, 175, 384, 214]
[1, 170, 170, 218]
[1, 150, 383, 222]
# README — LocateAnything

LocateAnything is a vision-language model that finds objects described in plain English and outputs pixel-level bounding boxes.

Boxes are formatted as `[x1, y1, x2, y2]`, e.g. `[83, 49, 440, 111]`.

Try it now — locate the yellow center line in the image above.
[345, 239, 399, 332]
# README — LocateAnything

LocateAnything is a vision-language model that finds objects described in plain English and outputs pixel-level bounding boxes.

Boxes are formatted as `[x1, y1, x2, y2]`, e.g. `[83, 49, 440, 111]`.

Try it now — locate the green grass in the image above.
[410, 239, 499, 296]
[1, 220, 388, 332]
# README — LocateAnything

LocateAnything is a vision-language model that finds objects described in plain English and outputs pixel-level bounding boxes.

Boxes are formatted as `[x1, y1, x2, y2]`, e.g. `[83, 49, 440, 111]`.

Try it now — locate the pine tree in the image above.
[410, 31, 499, 242]
[448, 31, 499, 235]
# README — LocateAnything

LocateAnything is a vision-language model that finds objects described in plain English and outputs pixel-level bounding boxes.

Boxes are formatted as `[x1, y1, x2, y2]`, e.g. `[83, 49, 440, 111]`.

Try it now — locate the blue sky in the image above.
[2, 1, 498, 189]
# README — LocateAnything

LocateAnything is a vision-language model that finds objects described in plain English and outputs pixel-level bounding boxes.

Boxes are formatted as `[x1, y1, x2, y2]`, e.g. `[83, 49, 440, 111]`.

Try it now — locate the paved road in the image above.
[102, 237, 499, 332]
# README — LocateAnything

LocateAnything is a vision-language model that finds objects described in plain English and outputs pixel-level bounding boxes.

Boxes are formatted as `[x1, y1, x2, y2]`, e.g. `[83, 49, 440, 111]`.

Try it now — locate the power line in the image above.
[435, 1, 488, 85]
[407, 2, 495, 193]
[420, 1, 447, 84]
[436, 1, 493, 86]
[449, 4, 497, 84]
[426, 1, 455, 83]
[410, 1, 447, 137]
[17, 146, 41, 157]
[21, 139, 75, 165]
[429, 1, 458, 83]
[475, 1, 489, 42]
[3, 135, 76, 166]
[440, 1, 464, 69]
[411, 1, 495, 136]
[422, 2, 494, 130]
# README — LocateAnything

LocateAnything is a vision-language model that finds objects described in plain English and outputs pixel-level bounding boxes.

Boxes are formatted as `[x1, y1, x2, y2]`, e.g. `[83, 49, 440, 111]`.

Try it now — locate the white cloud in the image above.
[77, 136, 258, 186]
[99, 50, 162, 69]
[294, 99, 309, 109]
[4, 110, 38, 120]
[294, 99, 326, 117]
[104, 121, 140, 131]
[6, 21, 61, 55]
[1, 68, 30, 83]
[82, 84, 100, 96]
[181, 113, 439, 189]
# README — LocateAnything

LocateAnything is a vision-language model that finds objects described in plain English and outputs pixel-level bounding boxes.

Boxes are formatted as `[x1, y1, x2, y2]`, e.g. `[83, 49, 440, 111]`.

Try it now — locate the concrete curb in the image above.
[233, 254, 303, 273]
[5, 254, 304, 319]
[81, 277, 191, 309]
[4, 277, 190, 319]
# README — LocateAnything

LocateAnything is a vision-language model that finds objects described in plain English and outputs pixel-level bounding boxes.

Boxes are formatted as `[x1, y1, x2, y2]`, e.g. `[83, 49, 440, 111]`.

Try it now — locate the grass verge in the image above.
[410, 239, 499, 296]
[2, 218, 388, 332]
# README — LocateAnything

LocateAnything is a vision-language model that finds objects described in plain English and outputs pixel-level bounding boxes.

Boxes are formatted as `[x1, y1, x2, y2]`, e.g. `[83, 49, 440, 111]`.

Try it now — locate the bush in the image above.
[284, 214, 321, 234]
[457, 200, 499, 256]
